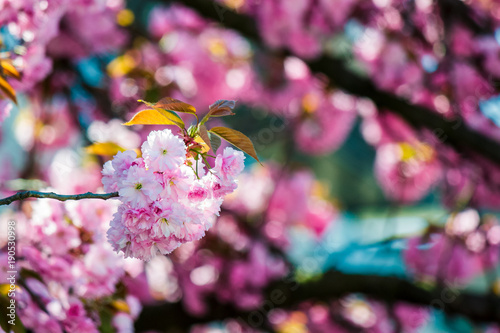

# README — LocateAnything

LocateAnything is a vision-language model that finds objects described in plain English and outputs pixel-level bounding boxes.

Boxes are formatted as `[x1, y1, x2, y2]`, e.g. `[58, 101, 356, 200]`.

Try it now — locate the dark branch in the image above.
[271, 270, 500, 323]
[169, 0, 500, 167]
[135, 270, 500, 331]
[437, 0, 493, 34]
[0, 191, 119, 206]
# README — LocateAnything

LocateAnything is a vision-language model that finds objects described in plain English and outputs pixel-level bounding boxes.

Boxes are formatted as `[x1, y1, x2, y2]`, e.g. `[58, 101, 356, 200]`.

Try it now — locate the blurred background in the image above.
[2, 0, 500, 332]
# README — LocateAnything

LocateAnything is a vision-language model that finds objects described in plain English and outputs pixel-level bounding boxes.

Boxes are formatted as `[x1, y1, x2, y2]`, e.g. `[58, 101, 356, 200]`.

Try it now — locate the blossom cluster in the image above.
[0, 0, 126, 93]
[102, 128, 245, 261]
[0, 198, 141, 333]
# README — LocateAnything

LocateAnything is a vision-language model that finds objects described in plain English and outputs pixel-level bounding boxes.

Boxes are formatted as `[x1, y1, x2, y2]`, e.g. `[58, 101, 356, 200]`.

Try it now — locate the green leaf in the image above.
[208, 131, 221, 154]
[198, 124, 212, 151]
[99, 308, 114, 333]
[187, 125, 197, 137]
[123, 108, 185, 129]
[209, 126, 260, 163]
[208, 99, 236, 117]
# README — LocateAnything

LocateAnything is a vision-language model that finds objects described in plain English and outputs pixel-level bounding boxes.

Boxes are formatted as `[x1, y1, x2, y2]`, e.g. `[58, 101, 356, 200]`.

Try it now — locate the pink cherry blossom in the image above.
[118, 165, 162, 208]
[141, 129, 187, 171]
[214, 147, 246, 181]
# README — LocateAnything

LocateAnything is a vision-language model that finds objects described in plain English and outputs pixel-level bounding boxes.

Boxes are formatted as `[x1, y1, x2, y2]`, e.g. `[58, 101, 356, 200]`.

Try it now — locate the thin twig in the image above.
[0, 191, 119, 206]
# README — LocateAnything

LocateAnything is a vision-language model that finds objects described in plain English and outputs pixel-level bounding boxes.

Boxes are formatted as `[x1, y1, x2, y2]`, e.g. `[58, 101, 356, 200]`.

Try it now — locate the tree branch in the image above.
[168, 0, 500, 167]
[135, 270, 500, 331]
[271, 270, 500, 323]
[437, 0, 493, 34]
[0, 191, 119, 206]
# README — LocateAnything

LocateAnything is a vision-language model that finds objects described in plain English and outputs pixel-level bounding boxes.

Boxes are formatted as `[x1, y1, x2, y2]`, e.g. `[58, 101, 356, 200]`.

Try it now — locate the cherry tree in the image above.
[2, 0, 500, 332]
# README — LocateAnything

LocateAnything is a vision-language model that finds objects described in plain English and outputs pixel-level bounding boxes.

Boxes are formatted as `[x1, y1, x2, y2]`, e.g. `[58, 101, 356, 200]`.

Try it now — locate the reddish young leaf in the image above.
[209, 126, 260, 163]
[208, 99, 236, 117]
[198, 124, 212, 151]
[152, 97, 197, 115]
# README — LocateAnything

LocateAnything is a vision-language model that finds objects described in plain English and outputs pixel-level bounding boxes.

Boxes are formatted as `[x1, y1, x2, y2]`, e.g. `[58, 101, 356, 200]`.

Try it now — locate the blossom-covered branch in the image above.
[0, 191, 119, 206]
[169, 0, 500, 166]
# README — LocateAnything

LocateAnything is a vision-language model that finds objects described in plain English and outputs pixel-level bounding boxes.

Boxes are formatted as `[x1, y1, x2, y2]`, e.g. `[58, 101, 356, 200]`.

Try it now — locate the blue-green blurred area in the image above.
[285, 211, 498, 332]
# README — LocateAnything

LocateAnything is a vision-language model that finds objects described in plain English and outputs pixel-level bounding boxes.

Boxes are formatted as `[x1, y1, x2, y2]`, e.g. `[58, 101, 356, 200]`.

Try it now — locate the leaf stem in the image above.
[201, 154, 212, 170]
